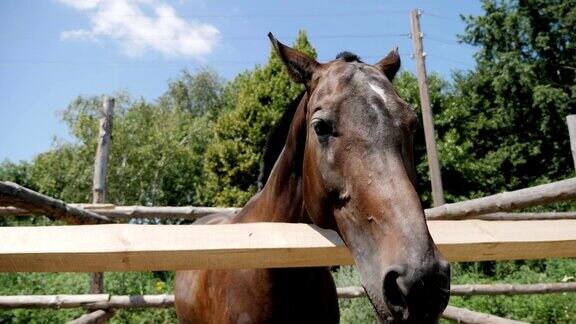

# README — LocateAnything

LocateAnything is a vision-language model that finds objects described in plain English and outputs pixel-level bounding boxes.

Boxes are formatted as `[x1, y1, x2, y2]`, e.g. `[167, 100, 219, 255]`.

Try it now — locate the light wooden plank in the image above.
[0, 223, 352, 272]
[428, 220, 576, 261]
[1, 220, 576, 272]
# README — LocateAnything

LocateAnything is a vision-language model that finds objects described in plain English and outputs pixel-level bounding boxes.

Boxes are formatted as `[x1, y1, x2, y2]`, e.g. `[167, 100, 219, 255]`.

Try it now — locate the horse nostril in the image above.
[383, 265, 408, 319]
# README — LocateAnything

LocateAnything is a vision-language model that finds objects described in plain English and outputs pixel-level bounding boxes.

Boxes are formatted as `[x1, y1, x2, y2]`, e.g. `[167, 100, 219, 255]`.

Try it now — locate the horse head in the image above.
[269, 33, 450, 323]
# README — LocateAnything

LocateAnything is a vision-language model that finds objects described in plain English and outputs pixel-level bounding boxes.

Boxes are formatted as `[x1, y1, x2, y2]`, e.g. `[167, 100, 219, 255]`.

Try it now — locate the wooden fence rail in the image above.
[1, 220, 576, 272]
[2, 178, 575, 223]
[0, 294, 175, 309]
[471, 212, 576, 221]
[68, 309, 114, 324]
[442, 305, 527, 324]
[3, 282, 574, 309]
[425, 177, 576, 220]
[3, 206, 576, 221]
[0, 182, 112, 224]
[337, 282, 576, 298]
[0, 293, 533, 323]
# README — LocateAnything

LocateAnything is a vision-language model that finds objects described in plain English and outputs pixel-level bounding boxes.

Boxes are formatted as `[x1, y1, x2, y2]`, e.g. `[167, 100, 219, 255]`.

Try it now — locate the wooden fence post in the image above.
[90, 97, 114, 294]
[567, 115, 576, 170]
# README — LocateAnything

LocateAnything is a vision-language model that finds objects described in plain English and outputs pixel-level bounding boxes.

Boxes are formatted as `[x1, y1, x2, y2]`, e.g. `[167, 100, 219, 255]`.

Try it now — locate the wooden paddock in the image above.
[1, 220, 576, 272]
[1, 179, 575, 323]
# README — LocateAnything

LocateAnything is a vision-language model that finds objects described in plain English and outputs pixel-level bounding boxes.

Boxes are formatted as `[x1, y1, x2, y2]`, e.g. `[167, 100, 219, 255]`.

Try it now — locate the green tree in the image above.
[0, 160, 34, 189]
[393, 71, 456, 206]
[29, 69, 224, 207]
[442, 0, 575, 200]
[200, 31, 317, 206]
[158, 67, 224, 118]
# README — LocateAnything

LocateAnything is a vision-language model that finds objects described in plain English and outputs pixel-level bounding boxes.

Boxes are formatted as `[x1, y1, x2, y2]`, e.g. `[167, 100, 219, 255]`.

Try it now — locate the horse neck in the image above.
[236, 93, 309, 224]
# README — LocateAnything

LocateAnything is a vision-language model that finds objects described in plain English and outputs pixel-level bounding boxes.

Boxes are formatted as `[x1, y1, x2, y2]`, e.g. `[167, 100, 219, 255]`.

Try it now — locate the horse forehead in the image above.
[318, 64, 401, 110]
[315, 63, 384, 99]
[314, 64, 416, 129]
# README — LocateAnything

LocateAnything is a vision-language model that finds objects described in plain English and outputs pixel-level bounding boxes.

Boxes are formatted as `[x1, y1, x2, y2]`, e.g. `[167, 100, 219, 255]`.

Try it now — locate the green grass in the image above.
[1, 259, 574, 323]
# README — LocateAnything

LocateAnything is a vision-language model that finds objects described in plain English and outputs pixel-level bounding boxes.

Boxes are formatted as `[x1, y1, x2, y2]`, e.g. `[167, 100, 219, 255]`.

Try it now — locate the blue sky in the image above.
[0, 0, 482, 162]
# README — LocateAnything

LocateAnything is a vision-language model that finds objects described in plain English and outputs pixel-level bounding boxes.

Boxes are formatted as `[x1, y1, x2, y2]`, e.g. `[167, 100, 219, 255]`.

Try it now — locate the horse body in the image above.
[176, 34, 450, 323]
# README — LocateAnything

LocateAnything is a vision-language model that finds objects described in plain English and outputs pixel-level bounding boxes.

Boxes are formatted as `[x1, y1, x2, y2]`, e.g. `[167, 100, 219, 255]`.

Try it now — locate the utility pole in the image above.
[90, 96, 114, 294]
[410, 9, 445, 206]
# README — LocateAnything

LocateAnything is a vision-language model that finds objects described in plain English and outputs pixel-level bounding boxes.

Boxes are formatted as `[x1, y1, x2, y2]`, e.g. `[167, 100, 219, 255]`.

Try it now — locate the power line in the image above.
[419, 10, 462, 22]
[30, 10, 407, 19]
[0, 33, 410, 41]
[0, 54, 414, 67]
[426, 54, 475, 69]
[425, 36, 466, 46]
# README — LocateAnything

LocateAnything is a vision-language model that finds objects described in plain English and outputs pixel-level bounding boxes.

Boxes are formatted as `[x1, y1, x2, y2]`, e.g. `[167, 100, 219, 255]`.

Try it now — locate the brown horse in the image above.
[175, 33, 450, 323]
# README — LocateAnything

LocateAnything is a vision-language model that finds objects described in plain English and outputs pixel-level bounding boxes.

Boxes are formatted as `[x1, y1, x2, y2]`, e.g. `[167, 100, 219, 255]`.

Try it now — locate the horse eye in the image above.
[312, 119, 333, 137]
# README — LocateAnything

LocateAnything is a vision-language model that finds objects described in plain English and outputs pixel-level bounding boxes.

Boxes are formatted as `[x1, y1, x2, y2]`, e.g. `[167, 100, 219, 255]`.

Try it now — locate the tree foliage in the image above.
[200, 31, 317, 206]
[442, 0, 576, 200]
[24, 69, 224, 206]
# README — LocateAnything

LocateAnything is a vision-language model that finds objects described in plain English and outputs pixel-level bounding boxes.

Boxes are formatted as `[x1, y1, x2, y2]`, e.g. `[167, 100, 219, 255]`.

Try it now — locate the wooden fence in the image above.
[1, 178, 576, 323]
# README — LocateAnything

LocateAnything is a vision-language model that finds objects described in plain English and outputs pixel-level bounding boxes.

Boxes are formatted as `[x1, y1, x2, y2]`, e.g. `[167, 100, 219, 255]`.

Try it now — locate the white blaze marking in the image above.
[368, 83, 391, 106]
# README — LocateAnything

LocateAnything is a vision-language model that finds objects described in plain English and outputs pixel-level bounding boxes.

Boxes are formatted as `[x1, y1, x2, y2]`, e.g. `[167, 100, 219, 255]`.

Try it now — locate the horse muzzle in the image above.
[379, 257, 451, 323]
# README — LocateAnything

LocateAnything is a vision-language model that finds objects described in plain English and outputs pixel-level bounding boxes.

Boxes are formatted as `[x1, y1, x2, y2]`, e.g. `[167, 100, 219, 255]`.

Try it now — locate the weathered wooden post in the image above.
[567, 115, 576, 170]
[410, 9, 445, 206]
[90, 96, 114, 294]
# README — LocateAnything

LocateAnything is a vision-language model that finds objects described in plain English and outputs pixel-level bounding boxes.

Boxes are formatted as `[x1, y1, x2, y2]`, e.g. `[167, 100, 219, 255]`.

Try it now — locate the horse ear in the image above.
[374, 47, 401, 81]
[268, 32, 320, 85]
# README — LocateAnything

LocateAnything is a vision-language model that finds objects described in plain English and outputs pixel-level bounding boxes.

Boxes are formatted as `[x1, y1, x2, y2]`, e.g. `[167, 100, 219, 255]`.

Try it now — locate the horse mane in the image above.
[336, 51, 362, 63]
[258, 91, 306, 189]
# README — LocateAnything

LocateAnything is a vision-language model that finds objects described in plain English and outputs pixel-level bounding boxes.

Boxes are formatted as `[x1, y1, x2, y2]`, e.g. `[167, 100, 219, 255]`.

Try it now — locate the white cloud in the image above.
[58, 0, 220, 58]
[58, 0, 101, 10]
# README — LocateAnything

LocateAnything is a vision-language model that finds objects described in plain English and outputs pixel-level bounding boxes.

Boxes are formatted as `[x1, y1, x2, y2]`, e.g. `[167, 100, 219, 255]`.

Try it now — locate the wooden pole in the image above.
[336, 282, 576, 299]
[410, 9, 445, 206]
[0, 294, 174, 309]
[425, 177, 576, 220]
[567, 115, 576, 170]
[471, 212, 576, 221]
[0, 295, 528, 323]
[0, 182, 112, 224]
[68, 309, 114, 324]
[441, 305, 527, 324]
[93, 97, 114, 205]
[3, 204, 576, 221]
[90, 97, 114, 295]
[450, 282, 576, 296]
[3, 281, 576, 309]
